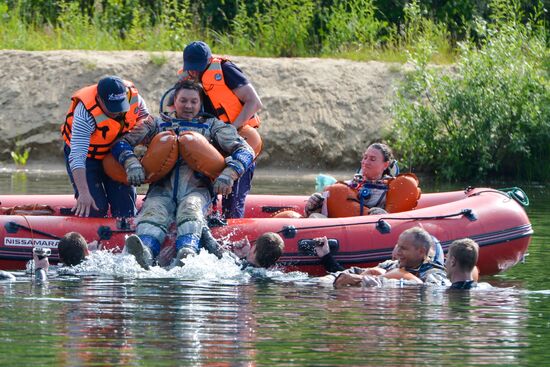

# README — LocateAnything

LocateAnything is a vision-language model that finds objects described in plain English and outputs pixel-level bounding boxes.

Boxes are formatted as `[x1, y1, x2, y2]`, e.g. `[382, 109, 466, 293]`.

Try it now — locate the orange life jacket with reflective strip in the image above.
[61, 81, 140, 160]
[200, 57, 260, 128]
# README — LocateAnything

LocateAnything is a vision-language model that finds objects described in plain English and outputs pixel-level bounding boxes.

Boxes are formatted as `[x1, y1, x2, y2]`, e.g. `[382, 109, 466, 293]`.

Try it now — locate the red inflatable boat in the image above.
[0, 187, 532, 275]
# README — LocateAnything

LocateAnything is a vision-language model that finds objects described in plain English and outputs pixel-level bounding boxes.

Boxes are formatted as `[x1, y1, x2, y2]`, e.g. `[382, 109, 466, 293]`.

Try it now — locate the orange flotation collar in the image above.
[325, 173, 421, 217]
[103, 131, 179, 184]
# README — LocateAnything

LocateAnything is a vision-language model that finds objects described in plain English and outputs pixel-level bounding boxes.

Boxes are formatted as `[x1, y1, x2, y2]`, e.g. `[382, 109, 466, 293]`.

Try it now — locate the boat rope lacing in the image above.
[277, 208, 476, 239]
[276, 187, 530, 238]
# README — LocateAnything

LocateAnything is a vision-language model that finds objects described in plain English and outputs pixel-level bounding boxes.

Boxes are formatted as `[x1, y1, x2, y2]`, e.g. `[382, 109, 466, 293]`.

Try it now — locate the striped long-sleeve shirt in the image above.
[67, 96, 149, 171]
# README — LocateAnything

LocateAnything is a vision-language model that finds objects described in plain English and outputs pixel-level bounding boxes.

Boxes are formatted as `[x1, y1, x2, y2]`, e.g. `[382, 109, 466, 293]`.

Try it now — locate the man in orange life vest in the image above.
[178, 41, 263, 219]
[61, 76, 150, 218]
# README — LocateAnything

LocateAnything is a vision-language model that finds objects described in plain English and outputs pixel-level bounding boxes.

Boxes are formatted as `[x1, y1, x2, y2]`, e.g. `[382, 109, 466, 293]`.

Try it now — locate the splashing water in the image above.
[67, 249, 310, 283]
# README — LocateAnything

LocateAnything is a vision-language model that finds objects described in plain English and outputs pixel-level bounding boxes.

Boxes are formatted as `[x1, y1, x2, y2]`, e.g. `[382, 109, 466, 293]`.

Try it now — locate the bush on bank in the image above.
[390, 0, 550, 181]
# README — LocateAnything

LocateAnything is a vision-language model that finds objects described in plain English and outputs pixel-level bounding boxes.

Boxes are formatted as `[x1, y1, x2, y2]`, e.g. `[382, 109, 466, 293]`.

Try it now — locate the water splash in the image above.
[68, 249, 310, 282]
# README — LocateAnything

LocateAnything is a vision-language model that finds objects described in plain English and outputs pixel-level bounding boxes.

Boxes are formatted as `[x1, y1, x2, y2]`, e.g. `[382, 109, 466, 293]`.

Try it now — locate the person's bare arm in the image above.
[359, 267, 387, 276]
[72, 168, 98, 217]
[231, 84, 262, 129]
[333, 272, 363, 288]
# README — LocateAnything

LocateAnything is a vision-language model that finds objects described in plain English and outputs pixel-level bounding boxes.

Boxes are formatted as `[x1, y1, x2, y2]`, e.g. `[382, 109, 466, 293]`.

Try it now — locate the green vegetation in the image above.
[0, 0, 547, 63]
[10, 145, 30, 167]
[149, 52, 169, 66]
[1, 0, 548, 180]
[390, 0, 550, 181]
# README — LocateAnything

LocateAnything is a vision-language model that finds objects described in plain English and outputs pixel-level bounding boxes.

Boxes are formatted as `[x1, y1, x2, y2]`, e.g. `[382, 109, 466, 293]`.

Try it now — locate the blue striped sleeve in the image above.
[68, 102, 95, 171]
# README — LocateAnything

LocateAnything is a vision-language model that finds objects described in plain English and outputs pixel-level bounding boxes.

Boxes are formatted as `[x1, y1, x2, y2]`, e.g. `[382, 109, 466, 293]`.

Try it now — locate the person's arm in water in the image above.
[199, 227, 251, 265]
[314, 236, 345, 273]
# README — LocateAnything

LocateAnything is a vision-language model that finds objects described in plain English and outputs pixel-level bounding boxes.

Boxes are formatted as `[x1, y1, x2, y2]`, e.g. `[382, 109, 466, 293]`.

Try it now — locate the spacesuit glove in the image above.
[124, 156, 145, 186]
[213, 166, 239, 196]
[305, 192, 324, 217]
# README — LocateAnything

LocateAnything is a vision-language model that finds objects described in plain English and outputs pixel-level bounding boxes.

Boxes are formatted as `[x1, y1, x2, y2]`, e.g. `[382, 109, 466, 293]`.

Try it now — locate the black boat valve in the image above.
[98, 225, 113, 240]
[281, 225, 297, 239]
[5, 221, 19, 234]
[376, 219, 391, 234]
[462, 209, 478, 221]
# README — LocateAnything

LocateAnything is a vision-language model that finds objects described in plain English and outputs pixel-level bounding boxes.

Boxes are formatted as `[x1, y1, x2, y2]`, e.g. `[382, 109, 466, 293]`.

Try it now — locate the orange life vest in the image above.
[200, 57, 261, 128]
[325, 173, 421, 217]
[61, 81, 140, 160]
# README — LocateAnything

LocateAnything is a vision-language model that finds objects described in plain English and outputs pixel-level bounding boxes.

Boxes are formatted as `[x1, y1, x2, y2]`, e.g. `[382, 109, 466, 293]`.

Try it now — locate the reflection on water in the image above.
[1, 169, 550, 365]
[1, 272, 546, 366]
[0, 167, 320, 195]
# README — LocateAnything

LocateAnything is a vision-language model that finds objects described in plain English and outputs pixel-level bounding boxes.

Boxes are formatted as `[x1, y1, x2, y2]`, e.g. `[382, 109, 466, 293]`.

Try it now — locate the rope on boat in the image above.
[279, 187, 529, 238]
[278, 209, 476, 239]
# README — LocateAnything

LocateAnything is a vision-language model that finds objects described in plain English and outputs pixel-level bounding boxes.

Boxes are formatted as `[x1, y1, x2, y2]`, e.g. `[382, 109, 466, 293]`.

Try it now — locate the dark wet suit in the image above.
[449, 280, 477, 289]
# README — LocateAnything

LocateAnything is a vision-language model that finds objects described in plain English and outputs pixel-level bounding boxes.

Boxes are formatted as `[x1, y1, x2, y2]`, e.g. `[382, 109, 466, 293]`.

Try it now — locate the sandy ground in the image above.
[0, 50, 404, 170]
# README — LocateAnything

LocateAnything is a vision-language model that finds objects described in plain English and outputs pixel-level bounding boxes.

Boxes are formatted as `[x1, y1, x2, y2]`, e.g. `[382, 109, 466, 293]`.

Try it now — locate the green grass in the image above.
[0, 0, 461, 64]
[149, 52, 169, 66]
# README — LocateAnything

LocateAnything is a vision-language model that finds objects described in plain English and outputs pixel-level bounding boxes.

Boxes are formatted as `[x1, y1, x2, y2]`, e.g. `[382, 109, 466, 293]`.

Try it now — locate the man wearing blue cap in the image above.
[61, 76, 150, 218]
[178, 41, 263, 219]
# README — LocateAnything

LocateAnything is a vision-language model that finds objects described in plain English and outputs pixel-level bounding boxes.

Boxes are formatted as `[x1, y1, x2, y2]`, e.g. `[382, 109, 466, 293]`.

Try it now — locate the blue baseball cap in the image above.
[183, 41, 212, 72]
[97, 76, 130, 113]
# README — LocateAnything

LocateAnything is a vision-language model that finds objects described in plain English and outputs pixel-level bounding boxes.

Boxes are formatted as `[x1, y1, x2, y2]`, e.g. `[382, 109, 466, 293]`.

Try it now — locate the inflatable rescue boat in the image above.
[0, 187, 532, 275]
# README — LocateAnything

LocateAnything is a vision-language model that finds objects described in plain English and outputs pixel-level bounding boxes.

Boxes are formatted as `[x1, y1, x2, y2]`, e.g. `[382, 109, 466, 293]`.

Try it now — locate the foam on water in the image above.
[67, 248, 310, 282]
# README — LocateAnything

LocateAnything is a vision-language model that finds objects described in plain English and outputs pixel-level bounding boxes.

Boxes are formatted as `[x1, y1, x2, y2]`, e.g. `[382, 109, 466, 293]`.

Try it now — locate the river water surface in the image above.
[1, 168, 549, 366]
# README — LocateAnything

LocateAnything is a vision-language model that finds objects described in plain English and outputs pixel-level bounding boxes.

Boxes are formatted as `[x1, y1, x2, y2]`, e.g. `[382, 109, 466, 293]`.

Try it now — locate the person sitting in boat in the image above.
[305, 143, 418, 218]
[199, 229, 285, 269]
[446, 238, 480, 290]
[315, 227, 448, 288]
[61, 76, 150, 218]
[112, 80, 255, 269]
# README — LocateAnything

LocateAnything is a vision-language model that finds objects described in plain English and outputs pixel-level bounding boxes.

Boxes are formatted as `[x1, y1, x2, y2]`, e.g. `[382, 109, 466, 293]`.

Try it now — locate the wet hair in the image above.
[448, 238, 479, 272]
[58, 232, 88, 266]
[253, 232, 285, 268]
[173, 79, 204, 103]
[368, 143, 395, 176]
[399, 227, 433, 254]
